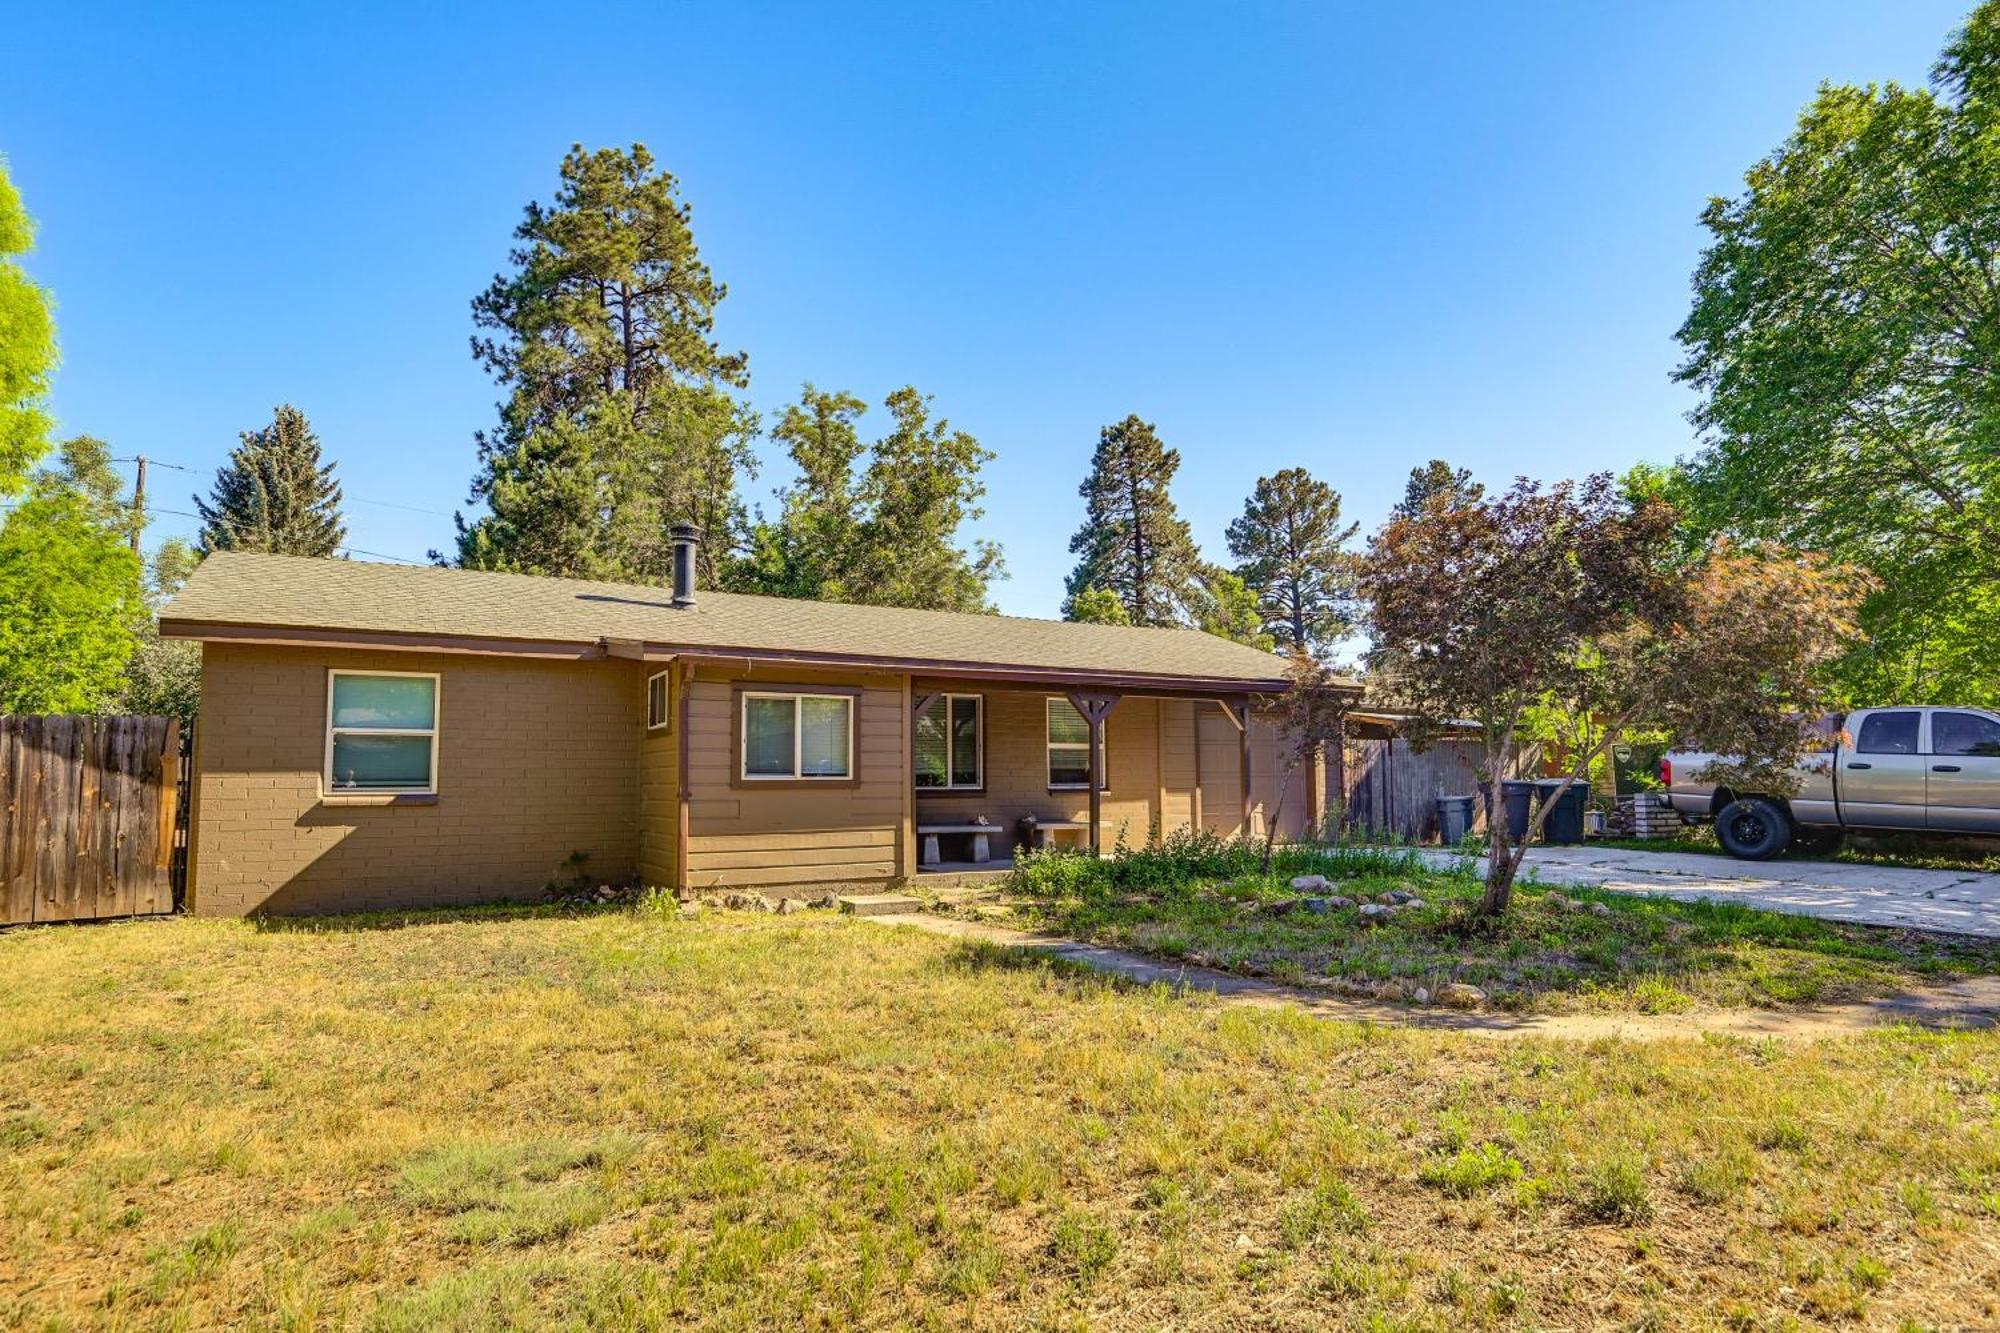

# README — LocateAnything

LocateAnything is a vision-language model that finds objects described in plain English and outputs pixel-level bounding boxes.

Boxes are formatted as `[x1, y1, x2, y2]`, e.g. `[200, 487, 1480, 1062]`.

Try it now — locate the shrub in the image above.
[1005, 827, 1462, 900]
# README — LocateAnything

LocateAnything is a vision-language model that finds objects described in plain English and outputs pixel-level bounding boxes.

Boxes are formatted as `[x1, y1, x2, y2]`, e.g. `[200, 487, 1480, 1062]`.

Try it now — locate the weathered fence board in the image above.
[1340, 737, 1541, 843]
[0, 715, 178, 925]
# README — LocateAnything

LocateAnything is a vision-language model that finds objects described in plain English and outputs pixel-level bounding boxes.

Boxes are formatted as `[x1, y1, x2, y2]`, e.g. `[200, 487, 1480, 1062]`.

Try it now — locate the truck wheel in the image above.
[1790, 826, 1844, 857]
[1716, 797, 1793, 860]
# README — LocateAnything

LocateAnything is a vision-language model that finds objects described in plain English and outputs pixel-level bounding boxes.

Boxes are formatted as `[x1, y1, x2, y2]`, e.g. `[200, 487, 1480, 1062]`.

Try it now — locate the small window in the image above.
[647, 671, 671, 731]
[326, 671, 438, 794]
[1855, 711, 1920, 756]
[742, 692, 853, 780]
[1046, 698, 1107, 790]
[1932, 711, 2000, 758]
[916, 694, 982, 789]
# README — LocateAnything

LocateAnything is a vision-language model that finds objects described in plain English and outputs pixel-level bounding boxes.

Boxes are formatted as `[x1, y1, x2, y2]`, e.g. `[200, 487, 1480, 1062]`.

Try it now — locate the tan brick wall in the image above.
[189, 644, 645, 915]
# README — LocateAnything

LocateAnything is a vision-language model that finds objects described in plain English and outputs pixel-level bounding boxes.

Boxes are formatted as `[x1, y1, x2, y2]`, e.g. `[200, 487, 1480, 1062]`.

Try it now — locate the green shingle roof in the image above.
[164, 552, 1329, 689]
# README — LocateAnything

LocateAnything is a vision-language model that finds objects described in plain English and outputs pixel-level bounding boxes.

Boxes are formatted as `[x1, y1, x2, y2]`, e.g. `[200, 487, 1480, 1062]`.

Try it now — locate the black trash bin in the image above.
[1435, 794, 1476, 845]
[1534, 779, 1591, 845]
[1482, 780, 1536, 844]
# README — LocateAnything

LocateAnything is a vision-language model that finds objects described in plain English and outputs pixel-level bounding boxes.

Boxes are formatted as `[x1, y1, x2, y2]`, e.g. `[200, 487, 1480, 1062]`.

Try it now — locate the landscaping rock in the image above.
[1400, 898, 1427, 911]
[1264, 898, 1302, 916]
[724, 891, 774, 912]
[1358, 903, 1394, 923]
[1383, 889, 1415, 905]
[775, 897, 802, 915]
[812, 892, 841, 910]
[1436, 982, 1487, 1009]
[1328, 896, 1356, 910]
[1289, 874, 1329, 892]
[677, 904, 703, 921]
[1589, 902, 1612, 918]
[1412, 987, 1432, 1005]
[1299, 897, 1335, 915]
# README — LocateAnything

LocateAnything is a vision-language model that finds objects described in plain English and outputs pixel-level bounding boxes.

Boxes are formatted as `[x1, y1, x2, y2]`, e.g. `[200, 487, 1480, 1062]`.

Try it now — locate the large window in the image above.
[915, 694, 982, 789]
[325, 671, 438, 794]
[742, 692, 854, 780]
[1046, 698, 1106, 790]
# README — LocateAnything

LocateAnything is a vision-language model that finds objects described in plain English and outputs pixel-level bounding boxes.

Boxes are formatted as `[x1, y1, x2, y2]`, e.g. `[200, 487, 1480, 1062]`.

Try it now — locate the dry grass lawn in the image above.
[3, 903, 1999, 1330]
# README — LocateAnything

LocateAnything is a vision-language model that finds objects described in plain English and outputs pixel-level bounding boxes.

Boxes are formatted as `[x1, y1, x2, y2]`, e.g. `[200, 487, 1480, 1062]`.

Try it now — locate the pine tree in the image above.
[1393, 459, 1484, 519]
[1226, 467, 1359, 655]
[454, 144, 755, 583]
[737, 385, 1003, 611]
[1063, 415, 1206, 626]
[194, 405, 345, 556]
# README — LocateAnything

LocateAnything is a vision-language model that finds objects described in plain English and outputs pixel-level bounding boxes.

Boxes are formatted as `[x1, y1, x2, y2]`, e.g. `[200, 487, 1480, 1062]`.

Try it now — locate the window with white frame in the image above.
[742, 691, 854, 780]
[915, 693, 982, 789]
[646, 671, 671, 730]
[1046, 697, 1107, 789]
[325, 670, 438, 794]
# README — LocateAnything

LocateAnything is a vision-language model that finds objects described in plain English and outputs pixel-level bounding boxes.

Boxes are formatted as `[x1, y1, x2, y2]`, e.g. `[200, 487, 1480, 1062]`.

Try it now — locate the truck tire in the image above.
[1716, 797, 1793, 860]
[1790, 826, 1845, 857]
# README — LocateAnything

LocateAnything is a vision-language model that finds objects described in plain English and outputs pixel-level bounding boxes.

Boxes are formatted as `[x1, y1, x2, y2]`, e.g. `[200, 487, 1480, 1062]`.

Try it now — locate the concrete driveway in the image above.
[1423, 846, 2000, 939]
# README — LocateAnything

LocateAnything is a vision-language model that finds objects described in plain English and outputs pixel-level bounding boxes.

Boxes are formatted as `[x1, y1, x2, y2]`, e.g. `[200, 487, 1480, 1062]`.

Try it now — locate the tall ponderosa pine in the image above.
[0, 161, 57, 494]
[194, 405, 345, 556]
[1063, 415, 1206, 626]
[1226, 467, 1358, 655]
[1392, 459, 1483, 519]
[740, 385, 1003, 611]
[453, 143, 755, 585]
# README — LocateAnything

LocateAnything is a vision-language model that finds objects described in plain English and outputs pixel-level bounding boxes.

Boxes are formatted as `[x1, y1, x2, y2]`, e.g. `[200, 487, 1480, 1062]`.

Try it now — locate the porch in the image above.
[907, 677, 1318, 870]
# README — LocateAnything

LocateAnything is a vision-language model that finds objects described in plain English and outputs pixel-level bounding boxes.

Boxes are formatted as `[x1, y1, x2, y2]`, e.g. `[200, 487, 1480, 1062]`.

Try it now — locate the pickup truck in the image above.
[1664, 705, 2000, 859]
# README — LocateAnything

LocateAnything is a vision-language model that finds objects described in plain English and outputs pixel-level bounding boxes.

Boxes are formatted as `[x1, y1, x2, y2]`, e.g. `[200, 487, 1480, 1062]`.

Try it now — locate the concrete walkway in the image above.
[877, 913, 2000, 1041]
[1425, 846, 2000, 939]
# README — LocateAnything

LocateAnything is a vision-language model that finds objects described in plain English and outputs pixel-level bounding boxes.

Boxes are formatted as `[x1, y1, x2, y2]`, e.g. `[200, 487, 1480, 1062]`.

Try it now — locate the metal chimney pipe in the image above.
[670, 523, 702, 608]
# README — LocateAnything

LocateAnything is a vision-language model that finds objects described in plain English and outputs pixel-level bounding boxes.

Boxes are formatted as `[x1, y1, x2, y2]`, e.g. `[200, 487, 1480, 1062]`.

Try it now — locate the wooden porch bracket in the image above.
[1066, 691, 1121, 858]
[1215, 698, 1253, 837]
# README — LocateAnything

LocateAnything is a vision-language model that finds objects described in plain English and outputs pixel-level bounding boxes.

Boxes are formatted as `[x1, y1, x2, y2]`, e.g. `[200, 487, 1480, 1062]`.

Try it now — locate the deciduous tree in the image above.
[738, 386, 1002, 610]
[0, 161, 55, 494]
[1226, 467, 1358, 654]
[194, 405, 345, 556]
[1361, 474, 1869, 916]
[1674, 3, 2000, 703]
[1064, 415, 1205, 626]
[0, 438, 146, 711]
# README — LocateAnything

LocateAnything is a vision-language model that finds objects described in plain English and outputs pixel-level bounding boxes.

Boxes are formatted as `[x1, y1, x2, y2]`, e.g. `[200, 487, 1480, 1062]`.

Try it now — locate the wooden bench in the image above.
[918, 823, 998, 866]
[1021, 817, 1090, 851]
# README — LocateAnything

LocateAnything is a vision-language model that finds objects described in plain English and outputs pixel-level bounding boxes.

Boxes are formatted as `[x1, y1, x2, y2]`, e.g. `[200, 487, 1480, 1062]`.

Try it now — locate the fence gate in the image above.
[1, 715, 181, 925]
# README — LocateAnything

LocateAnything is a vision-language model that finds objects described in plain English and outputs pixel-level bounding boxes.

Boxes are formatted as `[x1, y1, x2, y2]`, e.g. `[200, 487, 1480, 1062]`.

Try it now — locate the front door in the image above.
[1839, 709, 1929, 829]
[1926, 709, 2000, 834]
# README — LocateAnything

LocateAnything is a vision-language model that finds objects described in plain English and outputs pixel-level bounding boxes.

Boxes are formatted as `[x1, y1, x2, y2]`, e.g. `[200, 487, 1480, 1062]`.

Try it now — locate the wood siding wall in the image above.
[1340, 737, 1489, 842]
[1, 715, 179, 925]
[636, 666, 679, 890]
[679, 665, 906, 893]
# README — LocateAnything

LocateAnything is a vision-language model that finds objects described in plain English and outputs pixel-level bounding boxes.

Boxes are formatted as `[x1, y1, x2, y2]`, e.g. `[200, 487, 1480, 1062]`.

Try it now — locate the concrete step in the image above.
[839, 893, 923, 917]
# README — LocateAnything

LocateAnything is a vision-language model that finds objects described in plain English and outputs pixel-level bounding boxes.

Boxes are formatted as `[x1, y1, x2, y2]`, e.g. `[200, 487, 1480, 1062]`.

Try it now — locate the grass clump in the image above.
[1574, 1155, 1654, 1224]
[1419, 1143, 1526, 1196]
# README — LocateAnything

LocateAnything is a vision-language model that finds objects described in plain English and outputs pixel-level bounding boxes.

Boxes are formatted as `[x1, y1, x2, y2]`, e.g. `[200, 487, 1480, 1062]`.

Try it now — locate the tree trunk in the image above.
[1477, 742, 1515, 918]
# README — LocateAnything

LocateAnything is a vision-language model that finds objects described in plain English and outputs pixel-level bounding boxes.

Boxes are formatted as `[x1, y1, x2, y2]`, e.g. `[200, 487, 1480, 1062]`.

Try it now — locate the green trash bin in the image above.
[1534, 780, 1591, 845]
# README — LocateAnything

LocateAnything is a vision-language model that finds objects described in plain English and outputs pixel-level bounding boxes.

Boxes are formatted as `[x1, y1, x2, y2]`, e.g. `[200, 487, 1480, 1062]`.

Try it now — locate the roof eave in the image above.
[159, 617, 1331, 695]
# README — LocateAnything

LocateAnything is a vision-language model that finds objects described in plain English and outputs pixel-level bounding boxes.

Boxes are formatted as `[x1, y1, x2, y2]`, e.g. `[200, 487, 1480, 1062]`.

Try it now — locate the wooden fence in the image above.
[1339, 737, 1542, 843]
[1, 715, 181, 925]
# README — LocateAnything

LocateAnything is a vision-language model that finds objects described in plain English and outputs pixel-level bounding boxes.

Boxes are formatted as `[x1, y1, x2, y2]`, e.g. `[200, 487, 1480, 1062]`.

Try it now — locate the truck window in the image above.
[1932, 711, 2000, 758]
[1855, 711, 1920, 755]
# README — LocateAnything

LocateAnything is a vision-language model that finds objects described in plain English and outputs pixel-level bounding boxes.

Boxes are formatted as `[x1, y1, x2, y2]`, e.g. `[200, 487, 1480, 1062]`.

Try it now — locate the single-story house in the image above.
[161, 530, 1356, 915]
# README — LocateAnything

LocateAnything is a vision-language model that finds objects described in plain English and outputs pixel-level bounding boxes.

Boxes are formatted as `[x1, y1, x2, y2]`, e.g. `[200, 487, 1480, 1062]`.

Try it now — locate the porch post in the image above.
[1066, 691, 1121, 858]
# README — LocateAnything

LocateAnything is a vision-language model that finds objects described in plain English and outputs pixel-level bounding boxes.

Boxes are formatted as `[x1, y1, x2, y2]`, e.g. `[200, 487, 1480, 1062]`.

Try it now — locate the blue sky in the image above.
[3, 1, 1969, 617]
